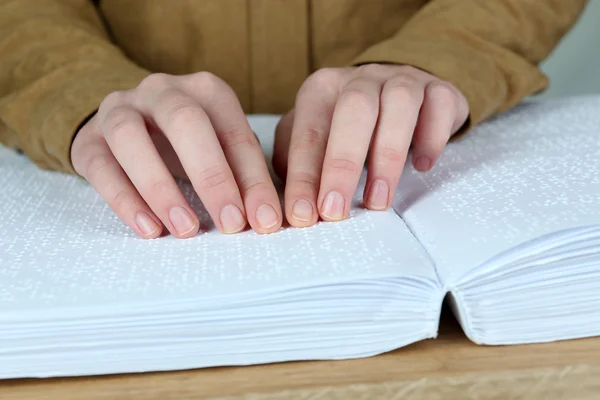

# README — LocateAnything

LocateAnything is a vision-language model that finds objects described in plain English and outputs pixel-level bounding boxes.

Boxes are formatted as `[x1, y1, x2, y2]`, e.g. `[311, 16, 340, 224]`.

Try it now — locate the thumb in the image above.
[272, 109, 295, 181]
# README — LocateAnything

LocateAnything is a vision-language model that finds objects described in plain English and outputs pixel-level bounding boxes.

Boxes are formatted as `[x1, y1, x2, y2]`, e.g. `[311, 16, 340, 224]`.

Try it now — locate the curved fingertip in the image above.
[239, 181, 283, 234]
[412, 155, 433, 172]
[286, 197, 318, 228]
[411, 124, 445, 172]
[251, 202, 283, 234]
[134, 211, 164, 239]
[411, 140, 444, 172]
[219, 204, 247, 234]
[364, 179, 391, 211]
[318, 190, 348, 222]
[167, 206, 201, 238]
[283, 170, 320, 227]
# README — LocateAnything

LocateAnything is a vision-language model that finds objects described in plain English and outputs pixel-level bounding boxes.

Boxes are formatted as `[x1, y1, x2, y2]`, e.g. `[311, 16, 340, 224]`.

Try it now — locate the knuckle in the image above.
[325, 156, 362, 175]
[146, 178, 173, 198]
[291, 127, 326, 152]
[196, 166, 232, 190]
[110, 189, 133, 213]
[426, 81, 457, 106]
[219, 126, 256, 151]
[308, 68, 342, 86]
[102, 108, 137, 143]
[162, 95, 206, 128]
[99, 91, 128, 113]
[301, 68, 342, 95]
[190, 71, 222, 92]
[414, 136, 445, 154]
[383, 76, 422, 103]
[339, 85, 379, 116]
[373, 146, 406, 164]
[387, 74, 420, 89]
[288, 171, 320, 188]
[396, 65, 421, 75]
[239, 178, 272, 194]
[354, 63, 386, 77]
[138, 73, 171, 91]
[83, 153, 113, 181]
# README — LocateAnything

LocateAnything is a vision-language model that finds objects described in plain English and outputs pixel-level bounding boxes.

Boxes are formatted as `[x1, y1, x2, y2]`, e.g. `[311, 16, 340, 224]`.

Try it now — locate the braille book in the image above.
[1, 96, 599, 379]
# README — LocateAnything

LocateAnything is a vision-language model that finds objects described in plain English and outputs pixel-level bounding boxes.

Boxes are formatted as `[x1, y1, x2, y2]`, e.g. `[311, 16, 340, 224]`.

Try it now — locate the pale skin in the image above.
[71, 64, 469, 239]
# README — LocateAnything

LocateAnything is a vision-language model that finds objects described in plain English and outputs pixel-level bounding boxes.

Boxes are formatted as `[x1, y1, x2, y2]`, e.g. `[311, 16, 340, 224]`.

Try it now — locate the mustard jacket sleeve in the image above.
[0, 0, 149, 173]
[351, 0, 589, 133]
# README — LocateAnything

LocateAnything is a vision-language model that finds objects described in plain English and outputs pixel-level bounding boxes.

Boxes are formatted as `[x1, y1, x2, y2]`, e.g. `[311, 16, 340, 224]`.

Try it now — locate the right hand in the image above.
[71, 72, 282, 239]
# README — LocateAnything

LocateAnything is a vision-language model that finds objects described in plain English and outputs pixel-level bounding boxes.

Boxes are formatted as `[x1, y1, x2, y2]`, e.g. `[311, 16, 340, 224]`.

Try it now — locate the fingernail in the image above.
[220, 204, 246, 233]
[368, 179, 389, 210]
[414, 156, 431, 172]
[256, 204, 279, 229]
[135, 212, 160, 237]
[169, 206, 197, 236]
[322, 191, 345, 220]
[292, 199, 313, 222]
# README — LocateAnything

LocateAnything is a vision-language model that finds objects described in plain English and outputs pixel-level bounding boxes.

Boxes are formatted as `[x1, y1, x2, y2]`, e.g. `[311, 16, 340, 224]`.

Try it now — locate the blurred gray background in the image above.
[536, 1, 600, 99]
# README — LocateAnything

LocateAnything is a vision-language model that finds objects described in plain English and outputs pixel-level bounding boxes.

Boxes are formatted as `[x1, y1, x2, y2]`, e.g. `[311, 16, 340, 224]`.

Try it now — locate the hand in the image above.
[71, 72, 282, 239]
[273, 64, 469, 226]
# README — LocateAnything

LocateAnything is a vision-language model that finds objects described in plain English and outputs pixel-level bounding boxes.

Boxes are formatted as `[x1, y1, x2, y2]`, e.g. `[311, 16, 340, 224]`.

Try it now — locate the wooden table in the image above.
[2, 309, 599, 400]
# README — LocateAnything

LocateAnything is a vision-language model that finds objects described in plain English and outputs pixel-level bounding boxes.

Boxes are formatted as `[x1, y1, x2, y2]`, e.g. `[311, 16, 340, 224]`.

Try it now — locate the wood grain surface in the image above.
[2, 310, 599, 400]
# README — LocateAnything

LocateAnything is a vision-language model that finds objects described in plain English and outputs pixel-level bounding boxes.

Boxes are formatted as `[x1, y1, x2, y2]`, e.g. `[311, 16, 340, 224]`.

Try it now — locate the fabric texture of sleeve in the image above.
[0, 0, 150, 173]
[350, 0, 589, 134]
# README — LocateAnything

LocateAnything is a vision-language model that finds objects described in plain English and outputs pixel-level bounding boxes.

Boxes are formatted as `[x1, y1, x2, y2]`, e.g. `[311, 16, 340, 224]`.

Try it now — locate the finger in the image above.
[78, 138, 163, 239]
[364, 75, 425, 210]
[180, 73, 282, 234]
[99, 102, 200, 238]
[284, 69, 341, 227]
[317, 76, 381, 222]
[147, 120, 189, 181]
[134, 83, 247, 234]
[411, 81, 458, 172]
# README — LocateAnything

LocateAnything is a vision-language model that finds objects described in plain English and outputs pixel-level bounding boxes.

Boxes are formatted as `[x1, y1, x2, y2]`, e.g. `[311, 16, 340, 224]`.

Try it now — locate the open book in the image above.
[1, 96, 599, 379]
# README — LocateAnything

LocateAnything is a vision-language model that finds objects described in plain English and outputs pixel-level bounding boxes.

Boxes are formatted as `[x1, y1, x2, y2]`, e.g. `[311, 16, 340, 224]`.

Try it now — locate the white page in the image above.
[0, 115, 439, 320]
[392, 96, 600, 287]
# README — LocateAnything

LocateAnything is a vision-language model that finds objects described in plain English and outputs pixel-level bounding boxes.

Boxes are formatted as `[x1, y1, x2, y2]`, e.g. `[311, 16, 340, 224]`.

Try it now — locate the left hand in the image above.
[273, 64, 469, 227]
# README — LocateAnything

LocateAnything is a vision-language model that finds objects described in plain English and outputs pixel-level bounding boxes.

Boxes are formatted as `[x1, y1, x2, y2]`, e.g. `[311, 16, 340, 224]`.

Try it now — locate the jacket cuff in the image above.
[350, 34, 548, 136]
[31, 62, 149, 174]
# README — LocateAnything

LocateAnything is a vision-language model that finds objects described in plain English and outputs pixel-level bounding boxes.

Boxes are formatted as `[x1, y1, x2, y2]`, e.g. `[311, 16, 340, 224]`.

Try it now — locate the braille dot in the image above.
[393, 97, 600, 284]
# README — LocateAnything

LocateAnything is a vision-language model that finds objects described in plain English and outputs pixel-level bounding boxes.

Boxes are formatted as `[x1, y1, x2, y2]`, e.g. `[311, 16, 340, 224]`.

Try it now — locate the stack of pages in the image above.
[1, 96, 599, 379]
